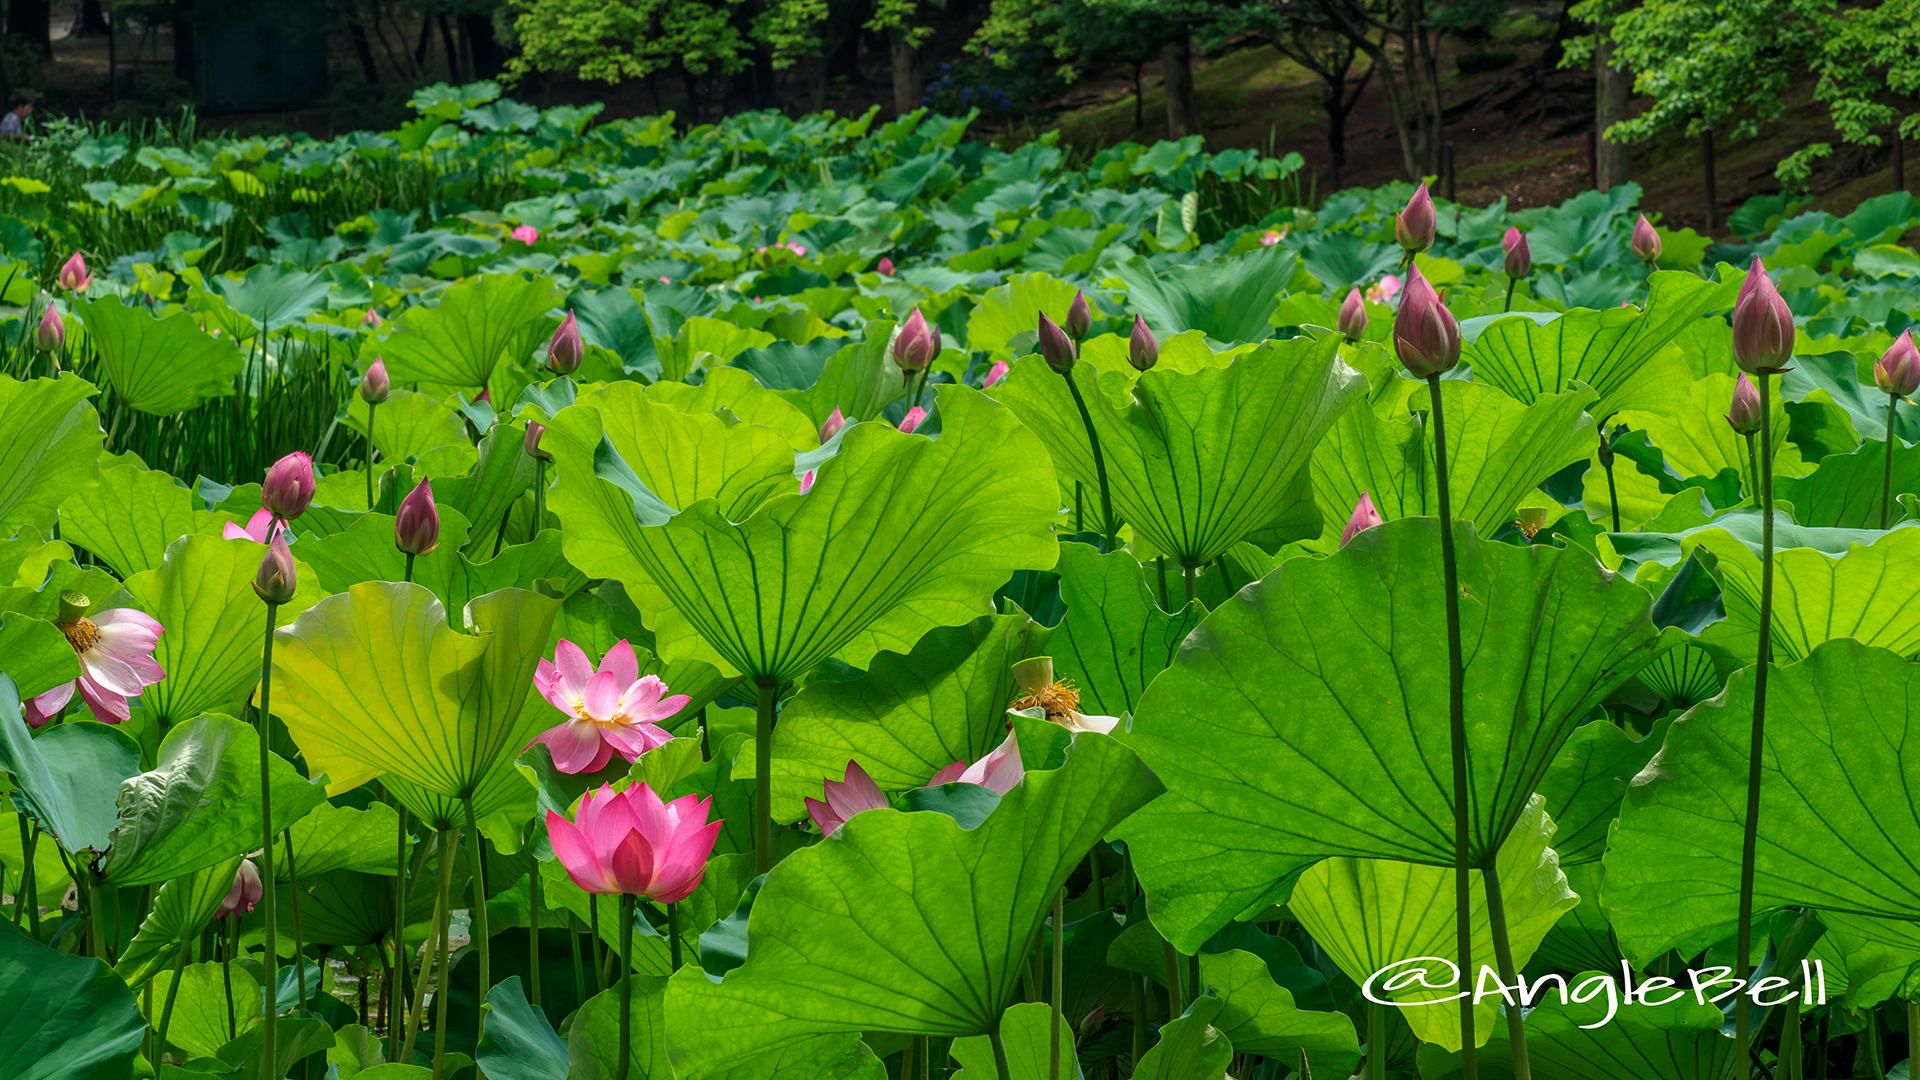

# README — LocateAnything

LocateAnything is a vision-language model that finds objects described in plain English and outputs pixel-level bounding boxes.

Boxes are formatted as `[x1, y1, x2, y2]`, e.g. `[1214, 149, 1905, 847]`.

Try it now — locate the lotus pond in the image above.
[0, 83, 1917, 1080]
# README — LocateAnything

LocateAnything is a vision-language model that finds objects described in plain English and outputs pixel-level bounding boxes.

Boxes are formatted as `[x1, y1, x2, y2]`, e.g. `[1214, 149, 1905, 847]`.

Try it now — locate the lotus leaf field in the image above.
[3, 82, 1920, 1080]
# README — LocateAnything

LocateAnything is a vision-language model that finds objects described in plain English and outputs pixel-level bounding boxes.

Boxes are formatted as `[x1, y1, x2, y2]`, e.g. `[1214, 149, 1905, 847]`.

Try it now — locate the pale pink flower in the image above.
[819, 406, 846, 443]
[1366, 274, 1403, 305]
[805, 761, 889, 836]
[800, 469, 817, 494]
[511, 224, 540, 244]
[927, 730, 1024, 794]
[898, 406, 927, 434]
[546, 783, 721, 901]
[26, 606, 166, 727]
[213, 861, 263, 920]
[56, 252, 89, 291]
[527, 640, 689, 773]
[1340, 492, 1383, 547]
[224, 508, 275, 542]
[1259, 226, 1287, 246]
[983, 360, 1010, 388]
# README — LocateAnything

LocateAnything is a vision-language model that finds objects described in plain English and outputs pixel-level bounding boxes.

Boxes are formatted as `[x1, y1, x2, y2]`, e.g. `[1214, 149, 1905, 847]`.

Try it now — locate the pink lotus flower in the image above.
[1394, 182, 1435, 255]
[362, 308, 384, 328]
[394, 478, 440, 555]
[361, 356, 390, 404]
[894, 308, 939, 372]
[35, 306, 63, 352]
[800, 469, 817, 494]
[983, 360, 1010, 388]
[786, 241, 806, 257]
[213, 860, 263, 920]
[224, 508, 274, 542]
[1391, 266, 1461, 379]
[1365, 274, 1402, 305]
[25, 598, 165, 727]
[805, 761, 889, 836]
[1259, 227, 1287, 247]
[1731, 257, 1795, 374]
[1337, 288, 1367, 342]
[1503, 227, 1531, 279]
[546, 783, 721, 901]
[1130, 315, 1158, 371]
[262, 451, 316, 521]
[1066, 292, 1092, 339]
[928, 730, 1024, 794]
[1340, 492, 1383, 547]
[1726, 372, 1764, 436]
[252, 530, 298, 605]
[819, 406, 847, 443]
[547, 311, 583, 376]
[660, 276, 671, 284]
[1875, 330, 1920, 397]
[511, 224, 540, 245]
[877, 256, 896, 276]
[56, 252, 89, 291]
[898, 406, 927, 434]
[1631, 214, 1661, 264]
[528, 640, 689, 773]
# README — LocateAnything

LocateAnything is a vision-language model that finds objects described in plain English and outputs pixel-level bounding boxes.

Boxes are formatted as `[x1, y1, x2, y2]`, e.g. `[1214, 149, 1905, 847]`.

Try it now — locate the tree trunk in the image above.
[459, 14, 504, 78]
[413, 8, 433, 70]
[436, 13, 460, 81]
[71, 0, 110, 37]
[1161, 35, 1201, 138]
[348, 9, 381, 84]
[1594, 34, 1631, 190]
[8, 0, 51, 59]
[890, 30, 919, 117]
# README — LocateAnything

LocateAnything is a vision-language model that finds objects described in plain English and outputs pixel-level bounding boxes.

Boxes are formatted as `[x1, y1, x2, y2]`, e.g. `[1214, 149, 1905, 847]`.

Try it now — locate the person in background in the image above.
[0, 93, 32, 140]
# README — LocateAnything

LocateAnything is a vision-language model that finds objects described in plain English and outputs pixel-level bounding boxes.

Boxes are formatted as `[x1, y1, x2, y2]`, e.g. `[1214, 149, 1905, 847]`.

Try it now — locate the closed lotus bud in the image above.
[1066, 291, 1092, 340]
[252, 530, 298, 604]
[876, 256, 895, 276]
[1502, 227, 1531, 279]
[1340, 492, 1383, 547]
[819, 406, 847, 443]
[362, 308, 384, 328]
[1394, 181, 1436, 255]
[1336, 288, 1368, 342]
[525, 420, 551, 462]
[1631, 215, 1661, 265]
[1730, 257, 1795, 374]
[56, 252, 89, 291]
[1875, 330, 1920, 397]
[899, 405, 927, 434]
[1391, 266, 1461, 379]
[547, 310, 584, 375]
[1726, 372, 1764, 436]
[1129, 314, 1159, 371]
[394, 477, 440, 556]
[894, 308, 937, 372]
[34, 305, 63, 352]
[983, 359, 1010, 388]
[360, 356, 390, 404]
[1037, 312, 1076, 374]
[261, 451, 316, 521]
[214, 860, 263, 920]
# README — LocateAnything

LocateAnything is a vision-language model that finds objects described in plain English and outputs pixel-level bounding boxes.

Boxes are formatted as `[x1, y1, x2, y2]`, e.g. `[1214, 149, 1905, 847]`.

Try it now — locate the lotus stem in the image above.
[533, 458, 547, 543]
[1367, 998, 1383, 1080]
[1601, 431, 1621, 534]
[1482, 862, 1532, 1078]
[403, 553, 415, 585]
[990, 1026, 1014, 1080]
[402, 830, 455, 1065]
[1188, 952, 1199, 1005]
[1130, 974, 1146, 1068]
[1425, 373, 1475, 1080]
[590, 903, 605, 993]
[1162, 938, 1184, 1015]
[387, 787, 408, 1061]
[754, 676, 777, 876]
[1744, 432, 1760, 504]
[1503, 277, 1516, 314]
[257, 598, 281, 1080]
[225, 919, 238, 1039]
[668, 902, 682, 970]
[1050, 888, 1063, 1080]
[1062, 371, 1116, 553]
[155, 943, 188, 1064]
[1882, 394, 1898, 529]
[1780, 1001, 1801, 1080]
[528, 869, 542, 1007]
[570, 914, 586, 1004]
[1182, 562, 1197, 607]
[283, 831, 306, 1009]
[462, 795, 492, 1069]
[1020, 958, 1038, 1003]
[902, 1037, 914, 1080]
[1734, 372, 1779, 1080]
[1089, 844, 1106, 911]
[366, 401, 377, 510]
[1155, 558, 1169, 612]
[430, 827, 464, 1080]
[13, 814, 34, 932]
[617, 894, 636, 1080]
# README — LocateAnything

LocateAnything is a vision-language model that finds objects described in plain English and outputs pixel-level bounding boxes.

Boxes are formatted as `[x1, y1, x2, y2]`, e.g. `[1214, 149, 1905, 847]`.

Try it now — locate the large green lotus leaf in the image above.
[1290, 795, 1578, 1052]
[71, 297, 244, 415]
[103, 713, 327, 885]
[663, 733, 1164, 1072]
[1462, 269, 1740, 418]
[1114, 517, 1674, 952]
[773, 321, 908, 428]
[476, 977, 568, 1080]
[270, 583, 560, 819]
[57, 464, 231, 578]
[0, 373, 101, 534]
[1604, 639, 1920, 961]
[1816, 910, 1920, 1007]
[114, 854, 244, 987]
[277, 800, 402, 879]
[996, 336, 1364, 565]
[648, 366, 816, 449]
[1308, 381, 1595, 550]
[656, 316, 778, 384]
[948, 1002, 1076, 1080]
[1535, 717, 1668, 866]
[690, 1033, 883, 1080]
[0, 529, 73, 589]
[123, 534, 329, 725]
[767, 612, 1050, 822]
[207, 263, 331, 334]
[566, 978, 673, 1080]
[1134, 995, 1232, 1080]
[344, 388, 476, 466]
[441, 422, 539, 554]
[965, 272, 1081, 355]
[1049, 543, 1205, 719]
[1114, 246, 1298, 344]
[0, 612, 81, 699]
[146, 958, 260, 1061]
[1415, 974, 1733, 1080]
[1198, 949, 1359, 1069]
[0, 702, 142, 854]
[1681, 525, 1920, 664]
[0, 921, 147, 1080]
[1529, 864, 1624, 974]
[1777, 438, 1920, 528]
[381, 273, 565, 390]
[552, 384, 1060, 681]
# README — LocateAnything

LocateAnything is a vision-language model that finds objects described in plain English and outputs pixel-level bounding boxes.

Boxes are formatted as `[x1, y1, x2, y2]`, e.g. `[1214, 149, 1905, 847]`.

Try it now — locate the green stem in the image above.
[1162, 938, 1184, 1016]
[1426, 374, 1475, 1080]
[283, 831, 306, 1010]
[14, 814, 34, 933]
[1503, 277, 1516, 314]
[1050, 889, 1063, 1080]
[590, 903, 605, 993]
[1734, 372, 1778, 1080]
[366, 401, 377, 510]
[430, 828, 463, 1080]
[461, 796, 491, 1071]
[667, 902, 682, 970]
[527, 869, 541, 1008]
[403, 553, 416, 585]
[1130, 973, 1146, 1069]
[401, 831, 454, 1065]
[533, 458, 547, 544]
[754, 677, 777, 875]
[256, 599, 281, 1080]
[1182, 562, 1197, 607]
[225, 919, 238, 1039]
[1062, 370, 1116, 553]
[617, 894, 635, 1080]
[155, 942, 189, 1065]
[1482, 862, 1532, 1079]
[1780, 1000, 1801, 1080]
[1601, 436, 1621, 533]
[1188, 951, 1200, 1005]
[1367, 998, 1384, 1080]
[570, 914, 586, 1005]
[387, 789, 408, 1063]
[1882, 394, 1898, 528]
[1089, 844, 1106, 911]
[990, 1026, 1013, 1080]
[902, 1038, 914, 1080]
[1744, 432, 1760, 505]
[1155, 557, 1169, 612]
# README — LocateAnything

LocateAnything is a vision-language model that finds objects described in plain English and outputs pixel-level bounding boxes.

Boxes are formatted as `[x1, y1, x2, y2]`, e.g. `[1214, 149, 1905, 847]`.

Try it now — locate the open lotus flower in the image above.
[24, 593, 165, 727]
[1008, 656, 1118, 734]
[898, 406, 927, 434]
[56, 252, 89, 291]
[213, 860, 263, 920]
[1340, 492, 1383, 546]
[928, 730, 1024, 794]
[547, 782, 721, 901]
[983, 359, 1010, 388]
[529, 640, 690, 773]
[511, 224, 540, 244]
[224, 508, 274, 542]
[1731, 256, 1795, 374]
[1876, 330, 1920, 397]
[1365, 274, 1402, 305]
[805, 761, 889, 836]
[1259, 227, 1286, 246]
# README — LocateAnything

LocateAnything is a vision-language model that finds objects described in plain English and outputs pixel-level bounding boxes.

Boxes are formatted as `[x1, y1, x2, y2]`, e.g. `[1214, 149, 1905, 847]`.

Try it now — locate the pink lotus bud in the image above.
[894, 308, 937, 372]
[511, 224, 540, 245]
[876, 256, 895, 276]
[56, 252, 90, 291]
[1726, 372, 1764, 436]
[1394, 181, 1435, 255]
[1631, 215, 1661, 264]
[394, 477, 440, 555]
[1503, 227, 1531, 278]
[1391, 266, 1461, 379]
[1337, 288, 1368, 342]
[214, 860, 263, 920]
[1340, 492, 1383, 547]
[1066, 291, 1092, 340]
[261, 452, 316, 521]
[252, 529, 298, 605]
[800, 469, 817, 494]
[1730, 257, 1795, 374]
[547, 310, 584, 375]
[525, 420, 551, 462]
[1875, 330, 1920, 398]
[1037, 312, 1075, 374]
[983, 360, 1010, 388]
[819, 406, 846, 443]
[34, 305, 63, 351]
[360, 356, 390, 404]
[1129, 314, 1158, 371]
[362, 308, 384, 328]
[546, 783, 722, 900]
[805, 761, 889, 836]
[899, 406, 927, 434]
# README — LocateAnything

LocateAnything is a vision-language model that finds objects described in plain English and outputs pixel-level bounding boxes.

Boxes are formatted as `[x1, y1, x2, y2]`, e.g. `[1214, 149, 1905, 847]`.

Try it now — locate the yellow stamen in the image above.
[1011, 678, 1080, 721]
[58, 617, 100, 654]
